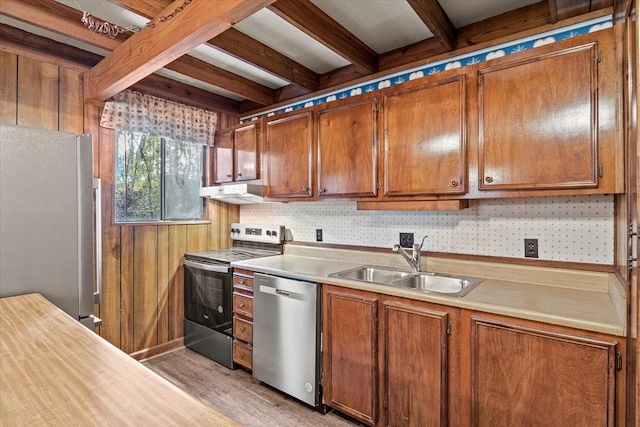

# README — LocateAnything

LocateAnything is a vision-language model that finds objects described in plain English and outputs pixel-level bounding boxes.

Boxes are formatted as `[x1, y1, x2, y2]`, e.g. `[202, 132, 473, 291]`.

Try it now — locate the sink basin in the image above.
[329, 265, 483, 297]
[391, 273, 483, 297]
[329, 265, 412, 283]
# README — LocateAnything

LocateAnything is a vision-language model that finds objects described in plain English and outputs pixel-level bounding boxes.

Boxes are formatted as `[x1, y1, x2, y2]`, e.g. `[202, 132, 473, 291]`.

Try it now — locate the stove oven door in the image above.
[183, 260, 233, 336]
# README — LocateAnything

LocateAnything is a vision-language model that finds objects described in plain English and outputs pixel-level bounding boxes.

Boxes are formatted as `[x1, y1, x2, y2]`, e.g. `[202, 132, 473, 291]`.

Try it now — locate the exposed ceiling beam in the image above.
[85, 0, 275, 102]
[0, 0, 126, 50]
[132, 74, 242, 114]
[3, 0, 274, 105]
[268, 0, 378, 75]
[406, 0, 457, 51]
[0, 23, 102, 70]
[0, 23, 242, 113]
[163, 54, 275, 106]
[551, 0, 613, 21]
[109, 0, 319, 94]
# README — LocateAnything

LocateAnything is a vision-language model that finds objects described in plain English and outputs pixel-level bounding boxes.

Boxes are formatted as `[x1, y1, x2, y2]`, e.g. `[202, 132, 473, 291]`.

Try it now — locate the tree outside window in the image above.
[115, 130, 204, 222]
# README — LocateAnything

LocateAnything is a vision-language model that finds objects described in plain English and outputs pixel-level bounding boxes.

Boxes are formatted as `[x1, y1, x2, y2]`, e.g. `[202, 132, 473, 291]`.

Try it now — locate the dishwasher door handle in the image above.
[258, 284, 308, 302]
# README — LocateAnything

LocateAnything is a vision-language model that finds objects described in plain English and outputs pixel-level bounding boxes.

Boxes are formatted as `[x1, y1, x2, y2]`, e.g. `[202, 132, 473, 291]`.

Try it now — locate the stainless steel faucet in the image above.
[392, 235, 427, 272]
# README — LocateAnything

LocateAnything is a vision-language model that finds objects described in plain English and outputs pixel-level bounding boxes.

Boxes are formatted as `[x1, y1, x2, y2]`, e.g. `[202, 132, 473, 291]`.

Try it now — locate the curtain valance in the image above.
[100, 90, 217, 146]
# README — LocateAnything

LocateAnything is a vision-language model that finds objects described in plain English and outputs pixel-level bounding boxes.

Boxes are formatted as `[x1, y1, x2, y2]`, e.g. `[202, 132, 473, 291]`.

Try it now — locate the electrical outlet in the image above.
[399, 232, 414, 248]
[316, 229, 323, 242]
[524, 238, 539, 258]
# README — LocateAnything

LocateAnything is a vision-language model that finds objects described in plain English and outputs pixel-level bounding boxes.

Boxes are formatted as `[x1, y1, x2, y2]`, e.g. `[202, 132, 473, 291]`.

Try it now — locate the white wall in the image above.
[240, 195, 614, 264]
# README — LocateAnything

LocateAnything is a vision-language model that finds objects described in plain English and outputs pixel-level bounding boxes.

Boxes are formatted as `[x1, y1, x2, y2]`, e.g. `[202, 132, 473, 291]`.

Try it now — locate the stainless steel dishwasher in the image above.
[253, 273, 322, 408]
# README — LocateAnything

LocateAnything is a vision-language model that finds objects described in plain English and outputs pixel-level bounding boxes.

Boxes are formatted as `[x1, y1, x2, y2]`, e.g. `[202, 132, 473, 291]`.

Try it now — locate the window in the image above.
[115, 130, 205, 222]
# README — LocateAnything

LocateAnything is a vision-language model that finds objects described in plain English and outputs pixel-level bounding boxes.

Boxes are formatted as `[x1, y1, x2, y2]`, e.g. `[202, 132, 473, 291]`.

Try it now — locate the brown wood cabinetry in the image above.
[323, 285, 625, 426]
[383, 73, 467, 197]
[317, 96, 379, 198]
[232, 269, 254, 370]
[382, 298, 449, 427]
[322, 285, 451, 426]
[475, 28, 621, 195]
[470, 316, 620, 427]
[323, 286, 379, 425]
[264, 111, 314, 199]
[212, 122, 259, 184]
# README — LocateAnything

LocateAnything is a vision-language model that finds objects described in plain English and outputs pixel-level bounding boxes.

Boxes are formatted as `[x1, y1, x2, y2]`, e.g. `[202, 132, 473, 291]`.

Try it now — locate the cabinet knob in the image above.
[485, 176, 493, 183]
[240, 279, 245, 285]
[239, 326, 246, 333]
[239, 302, 245, 308]
[319, 188, 326, 194]
[302, 186, 309, 192]
[226, 174, 232, 178]
[239, 352, 245, 359]
[451, 180, 458, 187]
[237, 173, 242, 177]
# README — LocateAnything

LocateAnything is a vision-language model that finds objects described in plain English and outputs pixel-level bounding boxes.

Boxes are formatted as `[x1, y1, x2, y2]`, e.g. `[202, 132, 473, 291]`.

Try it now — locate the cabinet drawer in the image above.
[233, 273, 253, 291]
[233, 292, 253, 318]
[233, 317, 253, 343]
[233, 340, 253, 370]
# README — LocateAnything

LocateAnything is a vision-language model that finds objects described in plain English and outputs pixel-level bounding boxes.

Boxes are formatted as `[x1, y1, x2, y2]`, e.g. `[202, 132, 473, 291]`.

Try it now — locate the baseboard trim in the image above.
[131, 338, 184, 362]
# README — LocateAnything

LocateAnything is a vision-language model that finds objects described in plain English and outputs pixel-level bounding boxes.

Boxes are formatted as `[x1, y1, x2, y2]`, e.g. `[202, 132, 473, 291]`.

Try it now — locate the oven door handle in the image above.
[183, 259, 230, 273]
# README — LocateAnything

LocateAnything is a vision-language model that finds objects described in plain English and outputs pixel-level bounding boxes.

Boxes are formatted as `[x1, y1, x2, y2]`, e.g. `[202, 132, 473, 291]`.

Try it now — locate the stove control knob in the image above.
[271, 230, 277, 238]
[266, 231, 272, 236]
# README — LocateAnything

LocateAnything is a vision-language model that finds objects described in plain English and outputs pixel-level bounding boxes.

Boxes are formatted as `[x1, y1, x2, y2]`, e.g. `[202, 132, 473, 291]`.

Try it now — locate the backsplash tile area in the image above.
[240, 195, 614, 264]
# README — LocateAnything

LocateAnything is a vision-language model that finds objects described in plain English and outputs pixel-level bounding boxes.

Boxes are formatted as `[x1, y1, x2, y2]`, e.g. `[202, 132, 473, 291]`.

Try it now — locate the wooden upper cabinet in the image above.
[477, 29, 618, 192]
[383, 74, 467, 197]
[234, 122, 259, 181]
[317, 97, 378, 198]
[212, 122, 259, 184]
[471, 317, 618, 427]
[212, 128, 234, 184]
[264, 111, 314, 199]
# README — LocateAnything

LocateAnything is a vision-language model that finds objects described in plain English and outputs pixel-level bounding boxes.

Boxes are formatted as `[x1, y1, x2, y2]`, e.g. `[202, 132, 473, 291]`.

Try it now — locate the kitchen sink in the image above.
[329, 265, 483, 297]
[391, 273, 483, 297]
[330, 265, 413, 283]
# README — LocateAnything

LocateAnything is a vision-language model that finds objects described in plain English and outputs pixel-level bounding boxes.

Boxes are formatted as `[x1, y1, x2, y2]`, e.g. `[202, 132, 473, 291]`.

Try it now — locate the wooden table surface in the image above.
[0, 293, 239, 426]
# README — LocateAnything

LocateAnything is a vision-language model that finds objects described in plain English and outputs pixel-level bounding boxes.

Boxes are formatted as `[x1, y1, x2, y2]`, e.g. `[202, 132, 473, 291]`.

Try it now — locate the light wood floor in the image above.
[142, 348, 364, 427]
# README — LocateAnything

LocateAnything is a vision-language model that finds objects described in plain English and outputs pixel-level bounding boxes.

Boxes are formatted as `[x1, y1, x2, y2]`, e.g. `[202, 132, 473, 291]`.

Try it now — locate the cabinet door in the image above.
[478, 42, 599, 191]
[471, 317, 617, 427]
[384, 75, 466, 196]
[323, 286, 379, 426]
[317, 98, 378, 198]
[234, 123, 258, 181]
[264, 111, 314, 199]
[382, 300, 448, 427]
[212, 129, 234, 184]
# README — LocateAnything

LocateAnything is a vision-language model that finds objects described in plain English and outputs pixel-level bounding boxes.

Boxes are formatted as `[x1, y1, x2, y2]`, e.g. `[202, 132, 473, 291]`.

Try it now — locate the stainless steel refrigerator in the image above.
[0, 124, 102, 329]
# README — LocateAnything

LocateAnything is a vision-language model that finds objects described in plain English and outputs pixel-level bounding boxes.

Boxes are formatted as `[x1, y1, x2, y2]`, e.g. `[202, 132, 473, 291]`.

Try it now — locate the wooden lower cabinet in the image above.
[323, 286, 379, 425]
[232, 269, 255, 370]
[323, 286, 625, 427]
[382, 299, 449, 427]
[322, 285, 451, 426]
[469, 315, 620, 427]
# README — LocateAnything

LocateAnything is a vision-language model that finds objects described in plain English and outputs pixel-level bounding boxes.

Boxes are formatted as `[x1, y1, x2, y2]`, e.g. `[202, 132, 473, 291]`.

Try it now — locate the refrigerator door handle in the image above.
[93, 178, 102, 304]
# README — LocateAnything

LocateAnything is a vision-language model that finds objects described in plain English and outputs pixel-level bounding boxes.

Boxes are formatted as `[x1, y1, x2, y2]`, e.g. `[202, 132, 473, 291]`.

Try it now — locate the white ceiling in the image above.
[1, 0, 556, 105]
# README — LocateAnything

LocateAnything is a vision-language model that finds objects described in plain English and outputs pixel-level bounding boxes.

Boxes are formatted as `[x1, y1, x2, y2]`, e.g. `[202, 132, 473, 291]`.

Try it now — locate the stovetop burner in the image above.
[184, 223, 285, 264]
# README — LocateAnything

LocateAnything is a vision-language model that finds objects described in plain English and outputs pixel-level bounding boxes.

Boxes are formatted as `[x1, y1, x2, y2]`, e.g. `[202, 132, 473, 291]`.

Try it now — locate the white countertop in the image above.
[232, 246, 626, 337]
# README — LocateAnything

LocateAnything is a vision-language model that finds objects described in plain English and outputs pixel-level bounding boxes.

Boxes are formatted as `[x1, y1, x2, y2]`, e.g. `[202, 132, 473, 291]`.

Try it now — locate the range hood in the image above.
[200, 183, 265, 204]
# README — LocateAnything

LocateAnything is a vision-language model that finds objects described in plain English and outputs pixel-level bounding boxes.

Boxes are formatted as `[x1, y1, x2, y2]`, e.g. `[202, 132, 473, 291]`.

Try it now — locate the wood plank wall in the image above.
[1, 50, 240, 356]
